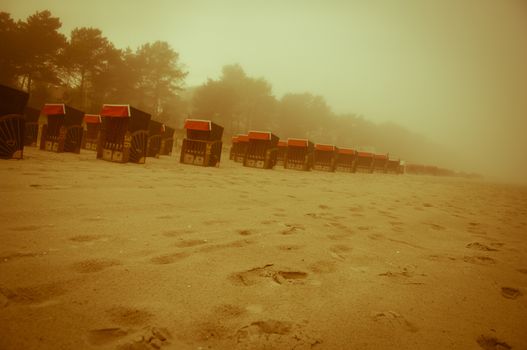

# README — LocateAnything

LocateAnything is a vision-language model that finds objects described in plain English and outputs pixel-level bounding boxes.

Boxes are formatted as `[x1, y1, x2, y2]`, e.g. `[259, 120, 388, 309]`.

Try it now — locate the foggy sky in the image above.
[3, 0, 527, 182]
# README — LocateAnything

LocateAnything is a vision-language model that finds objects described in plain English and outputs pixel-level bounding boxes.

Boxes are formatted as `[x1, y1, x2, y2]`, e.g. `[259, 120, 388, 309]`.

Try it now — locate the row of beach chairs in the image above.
[1, 84, 450, 177]
[229, 132, 403, 174]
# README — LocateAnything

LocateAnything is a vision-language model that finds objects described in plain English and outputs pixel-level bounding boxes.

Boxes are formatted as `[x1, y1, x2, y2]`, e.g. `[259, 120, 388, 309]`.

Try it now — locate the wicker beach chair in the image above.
[355, 151, 375, 173]
[335, 148, 357, 173]
[276, 140, 288, 167]
[180, 119, 223, 167]
[160, 125, 175, 156]
[284, 138, 314, 171]
[97, 104, 151, 163]
[147, 120, 163, 158]
[0, 84, 29, 159]
[313, 144, 338, 172]
[373, 154, 389, 173]
[243, 131, 279, 169]
[233, 134, 249, 163]
[40, 103, 84, 154]
[82, 114, 101, 151]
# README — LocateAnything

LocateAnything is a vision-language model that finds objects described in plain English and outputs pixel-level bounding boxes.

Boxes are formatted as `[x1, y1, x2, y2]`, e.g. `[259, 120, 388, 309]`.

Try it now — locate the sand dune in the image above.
[1, 147, 526, 349]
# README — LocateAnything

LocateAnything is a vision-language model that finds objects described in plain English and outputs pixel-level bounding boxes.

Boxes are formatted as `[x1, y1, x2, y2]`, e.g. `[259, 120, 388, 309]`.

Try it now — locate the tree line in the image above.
[1, 10, 450, 164]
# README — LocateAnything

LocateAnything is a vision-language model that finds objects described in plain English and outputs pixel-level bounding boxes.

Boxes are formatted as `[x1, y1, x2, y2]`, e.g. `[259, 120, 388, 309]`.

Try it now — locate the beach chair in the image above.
[355, 151, 375, 173]
[97, 104, 151, 164]
[373, 154, 389, 173]
[160, 125, 175, 156]
[233, 134, 249, 163]
[23, 107, 40, 147]
[243, 131, 279, 169]
[180, 119, 223, 167]
[40, 103, 84, 154]
[0, 84, 29, 159]
[284, 138, 314, 171]
[276, 140, 288, 166]
[313, 144, 338, 172]
[147, 120, 163, 158]
[405, 163, 424, 175]
[386, 158, 402, 174]
[335, 148, 357, 173]
[229, 136, 238, 160]
[82, 114, 101, 151]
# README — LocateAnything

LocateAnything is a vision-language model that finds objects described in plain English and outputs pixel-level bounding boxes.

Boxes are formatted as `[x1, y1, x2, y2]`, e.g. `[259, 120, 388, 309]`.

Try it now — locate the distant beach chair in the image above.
[0, 84, 29, 159]
[405, 163, 424, 175]
[229, 136, 238, 160]
[232, 134, 249, 163]
[97, 104, 151, 163]
[160, 125, 175, 156]
[284, 138, 314, 171]
[276, 140, 288, 166]
[354, 151, 375, 173]
[386, 158, 402, 174]
[147, 120, 164, 158]
[40, 103, 84, 154]
[313, 143, 338, 172]
[335, 148, 357, 172]
[180, 119, 223, 167]
[82, 114, 101, 151]
[373, 154, 389, 173]
[243, 131, 279, 169]
[23, 107, 40, 147]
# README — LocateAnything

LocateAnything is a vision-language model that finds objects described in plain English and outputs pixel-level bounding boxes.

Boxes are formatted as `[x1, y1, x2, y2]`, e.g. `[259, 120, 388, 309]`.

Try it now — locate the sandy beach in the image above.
[1, 147, 526, 350]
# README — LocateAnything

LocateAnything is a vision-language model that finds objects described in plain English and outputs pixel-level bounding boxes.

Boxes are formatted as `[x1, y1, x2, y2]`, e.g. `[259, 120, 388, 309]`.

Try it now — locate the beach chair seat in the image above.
[373, 154, 389, 173]
[97, 104, 151, 164]
[40, 103, 84, 154]
[284, 138, 314, 171]
[180, 119, 223, 167]
[313, 144, 338, 172]
[355, 152, 375, 173]
[0, 85, 29, 159]
[243, 131, 279, 169]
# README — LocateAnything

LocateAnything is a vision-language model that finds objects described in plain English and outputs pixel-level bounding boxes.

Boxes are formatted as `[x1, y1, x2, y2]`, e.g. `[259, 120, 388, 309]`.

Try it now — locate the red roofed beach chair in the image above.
[180, 119, 223, 167]
[97, 104, 151, 163]
[0, 84, 29, 159]
[40, 103, 84, 153]
[243, 131, 279, 169]
[386, 158, 402, 174]
[82, 114, 101, 151]
[23, 107, 40, 147]
[373, 154, 389, 173]
[160, 125, 175, 156]
[313, 144, 338, 172]
[355, 151, 375, 173]
[284, 138, 314, 171]
[335, 148, 357, 172]
[232, 134, 249, 162]
[147, 120, 163, 158]
[276, 140, 288, 166]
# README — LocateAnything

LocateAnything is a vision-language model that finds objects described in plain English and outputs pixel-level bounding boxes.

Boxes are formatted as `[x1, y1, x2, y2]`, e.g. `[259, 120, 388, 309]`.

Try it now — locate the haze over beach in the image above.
[1, 1, 527, 350]
[3, 0, 527, 182]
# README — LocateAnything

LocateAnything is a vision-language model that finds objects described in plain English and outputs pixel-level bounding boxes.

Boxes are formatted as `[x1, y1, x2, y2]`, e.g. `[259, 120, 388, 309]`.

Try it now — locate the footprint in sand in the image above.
[501, 287, 523, 299]
[281, 224, 305, 235]
[173, 239, 208, 248]
[71, 259, 121, 273]
[117, 327, 171, 350]
[69, 234, 107, 242]
[150, 252, 190, 265]
[106, 306, 154, 326]
[162, 229, 195, 238]
[0, 281, 67, 305]
[199, 239, 254, 253]
[235, 320, 321, 350]
[426, 223, 445, 231]
[213, 304, 247, 319]
[10, 225, 41, 232]
[476, 335, 511, 350]
[517, 268, 527, 274]
[87, 328, 128, 345]
[238, 229, 253, 236]
[466, 242, 499, 252]
[0, 251, 41, 264]
[372, 311, 418, 332]
[277, 244, 304, 251]
[230, 264, 309, 286]
[308, 260, 337, 274]
[463, 256, 496, 265]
